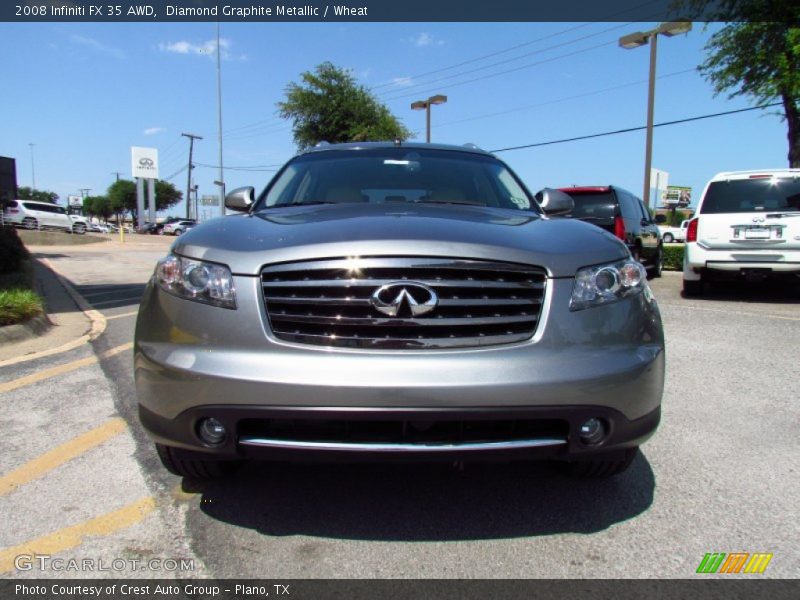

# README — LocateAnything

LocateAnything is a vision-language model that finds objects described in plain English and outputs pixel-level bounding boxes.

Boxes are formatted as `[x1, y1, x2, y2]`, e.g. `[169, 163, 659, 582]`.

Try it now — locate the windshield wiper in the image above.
[766, 211, 800, 218]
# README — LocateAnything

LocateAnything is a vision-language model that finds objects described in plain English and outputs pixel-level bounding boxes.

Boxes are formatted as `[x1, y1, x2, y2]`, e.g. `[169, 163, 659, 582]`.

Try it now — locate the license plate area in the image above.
[745, 227, 770, 239]
[732, 224, 784, 240]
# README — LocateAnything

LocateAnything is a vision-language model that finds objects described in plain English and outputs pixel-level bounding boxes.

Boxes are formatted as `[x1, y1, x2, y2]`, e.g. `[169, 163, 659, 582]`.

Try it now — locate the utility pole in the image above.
[28, 143, 36, 190]
[181, 133, 202, 219]
[111, 172, 122, 182]
[79, 188, 91, 198]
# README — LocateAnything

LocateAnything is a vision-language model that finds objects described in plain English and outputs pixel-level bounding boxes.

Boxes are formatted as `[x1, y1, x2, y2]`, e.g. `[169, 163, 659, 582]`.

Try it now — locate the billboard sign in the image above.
[131, 147, 159, 180]
[68, 195, 82, 207]
[664, 186, 692, 207]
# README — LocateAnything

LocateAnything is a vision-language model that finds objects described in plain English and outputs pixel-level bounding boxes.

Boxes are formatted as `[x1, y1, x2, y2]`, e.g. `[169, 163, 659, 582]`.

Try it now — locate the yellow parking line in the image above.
[0, 418, 127, 497]
[0, 342, 133, 395]
[0, 496, 156, 573]
[105, 310, 139, 321]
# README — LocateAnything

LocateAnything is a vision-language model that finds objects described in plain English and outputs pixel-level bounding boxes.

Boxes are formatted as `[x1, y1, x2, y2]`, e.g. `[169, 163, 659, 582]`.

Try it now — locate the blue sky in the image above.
[0, 21, 790, 218]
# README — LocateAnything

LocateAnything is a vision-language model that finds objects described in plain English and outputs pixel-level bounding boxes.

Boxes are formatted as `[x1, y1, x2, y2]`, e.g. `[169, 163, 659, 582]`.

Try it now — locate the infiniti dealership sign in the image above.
[131, 146, 159, 179]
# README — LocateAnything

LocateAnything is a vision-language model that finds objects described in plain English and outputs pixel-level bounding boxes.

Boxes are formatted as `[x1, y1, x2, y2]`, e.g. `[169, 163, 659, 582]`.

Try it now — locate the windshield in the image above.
[701, 177, 800, 214]
[256, 148, 538, 213]
[560, 191, 616, 220]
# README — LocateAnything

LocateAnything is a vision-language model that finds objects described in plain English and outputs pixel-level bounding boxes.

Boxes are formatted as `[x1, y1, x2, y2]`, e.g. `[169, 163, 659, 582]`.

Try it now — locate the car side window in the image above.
[637, 199, 651, 222]
[616, 191, 636, 219]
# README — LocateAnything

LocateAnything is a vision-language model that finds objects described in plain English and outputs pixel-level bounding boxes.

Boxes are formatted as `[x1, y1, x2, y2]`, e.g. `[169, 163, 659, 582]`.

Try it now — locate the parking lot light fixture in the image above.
[620, 20, 692, 211]
[411, 94, 448, 143]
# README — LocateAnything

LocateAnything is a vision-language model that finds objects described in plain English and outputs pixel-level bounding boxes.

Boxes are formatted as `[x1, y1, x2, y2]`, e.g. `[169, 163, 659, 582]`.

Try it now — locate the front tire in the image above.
[561, 447, 638, 478]
[23, 217, 37, 230]
[663, 233, 674, 243]
[650, 248, 663, 278]
[174, 229, 183, 236]
[155, 443, 241, 480]
[73, 223, 86, 235]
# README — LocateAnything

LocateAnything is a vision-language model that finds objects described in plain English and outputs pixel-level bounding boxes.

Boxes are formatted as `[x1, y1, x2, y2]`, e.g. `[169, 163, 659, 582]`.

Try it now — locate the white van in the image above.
[683, 169, 800, 295]
[2, 200, 88, 234]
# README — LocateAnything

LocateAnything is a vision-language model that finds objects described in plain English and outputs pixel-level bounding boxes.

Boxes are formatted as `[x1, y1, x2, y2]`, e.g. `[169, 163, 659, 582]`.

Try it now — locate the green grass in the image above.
[0, 259, 45, 326]
[0, 288, 43, 326]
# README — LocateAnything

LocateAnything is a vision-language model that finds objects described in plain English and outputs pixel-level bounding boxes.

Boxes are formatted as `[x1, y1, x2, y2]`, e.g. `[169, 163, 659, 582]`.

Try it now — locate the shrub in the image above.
[662, 244, 684, 270]
[0, 288, 43, 325]
[667, 210, 689, 227]
[0, 226, 30, 274]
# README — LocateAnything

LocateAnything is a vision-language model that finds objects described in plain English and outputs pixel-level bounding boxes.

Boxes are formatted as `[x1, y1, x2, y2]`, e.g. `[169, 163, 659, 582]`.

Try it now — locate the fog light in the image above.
[579, 418, 606, 445]
[198, 418, 227, 445]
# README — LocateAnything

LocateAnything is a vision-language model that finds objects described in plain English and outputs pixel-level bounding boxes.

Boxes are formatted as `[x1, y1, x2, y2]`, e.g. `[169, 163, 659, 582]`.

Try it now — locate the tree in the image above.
[277, 62, 412, 150]
[18, 187, 59, 203]
[84, 196, 111, 222]
[108, 180, 137, 220]
[689, 1, 800, 166]
[107, 179, 182, 222]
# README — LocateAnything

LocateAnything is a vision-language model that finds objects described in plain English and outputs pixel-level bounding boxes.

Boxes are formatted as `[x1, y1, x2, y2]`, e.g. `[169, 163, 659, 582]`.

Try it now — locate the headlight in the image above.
[154, 254, 236, 309]
[570, 258, 647, 311]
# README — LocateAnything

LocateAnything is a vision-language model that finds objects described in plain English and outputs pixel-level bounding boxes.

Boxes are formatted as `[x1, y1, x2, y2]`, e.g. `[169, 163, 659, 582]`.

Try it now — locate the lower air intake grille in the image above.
[261, 257, 547, 349]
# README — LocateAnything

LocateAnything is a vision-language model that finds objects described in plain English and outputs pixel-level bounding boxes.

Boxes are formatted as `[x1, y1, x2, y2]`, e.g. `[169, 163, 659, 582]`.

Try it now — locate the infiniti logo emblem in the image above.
[752, 216, 765, 223]
[370, 282, 438, 317]
[139, 158, 155, 167]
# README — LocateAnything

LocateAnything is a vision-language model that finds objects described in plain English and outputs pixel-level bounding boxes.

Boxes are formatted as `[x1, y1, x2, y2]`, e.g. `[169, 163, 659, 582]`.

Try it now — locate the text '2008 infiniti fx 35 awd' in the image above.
[134, 142, 664, 479]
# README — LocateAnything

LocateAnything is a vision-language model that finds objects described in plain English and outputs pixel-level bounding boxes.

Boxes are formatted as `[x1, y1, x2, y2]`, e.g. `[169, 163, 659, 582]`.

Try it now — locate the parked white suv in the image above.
[3, 200, 88, 234]
[683, 169, 800, 296]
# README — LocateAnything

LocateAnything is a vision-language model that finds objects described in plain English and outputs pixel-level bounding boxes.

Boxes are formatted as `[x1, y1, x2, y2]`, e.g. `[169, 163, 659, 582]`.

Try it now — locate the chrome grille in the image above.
[261, 257, 547, 349]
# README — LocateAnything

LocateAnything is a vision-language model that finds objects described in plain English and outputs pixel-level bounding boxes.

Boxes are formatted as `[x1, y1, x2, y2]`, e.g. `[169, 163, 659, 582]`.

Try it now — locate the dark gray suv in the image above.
[135, 143, 664, 479]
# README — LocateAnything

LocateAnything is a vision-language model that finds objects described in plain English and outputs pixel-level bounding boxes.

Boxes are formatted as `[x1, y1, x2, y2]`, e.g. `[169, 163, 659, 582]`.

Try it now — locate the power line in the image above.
[378, 22, 635, 101]
[370, 22, 597, 92]
[490, 103, 784, 153]
[163, 165, 188, 181]
[218, 3, 656, 137]
[194, 162, 279, 172]
[223, 122, 292, 142]
[195, 161, 283, 169]
[434, 68, 696, 129]
[383, 39, 617, 103]
[369, 0, 663, 92]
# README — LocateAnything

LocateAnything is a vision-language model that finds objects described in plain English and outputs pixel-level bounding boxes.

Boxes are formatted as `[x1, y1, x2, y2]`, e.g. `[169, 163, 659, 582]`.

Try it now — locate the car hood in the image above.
[173, 203, 628, 277]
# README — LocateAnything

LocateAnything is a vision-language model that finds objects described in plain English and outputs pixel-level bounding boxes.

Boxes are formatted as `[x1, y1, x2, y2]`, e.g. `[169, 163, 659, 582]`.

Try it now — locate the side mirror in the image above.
[224, 187, 255, 212]
[536, 188, 574, 216]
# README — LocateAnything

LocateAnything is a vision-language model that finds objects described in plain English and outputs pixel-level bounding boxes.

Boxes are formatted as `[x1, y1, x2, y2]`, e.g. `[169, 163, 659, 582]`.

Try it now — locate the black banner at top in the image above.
[2, 0, 727, 23]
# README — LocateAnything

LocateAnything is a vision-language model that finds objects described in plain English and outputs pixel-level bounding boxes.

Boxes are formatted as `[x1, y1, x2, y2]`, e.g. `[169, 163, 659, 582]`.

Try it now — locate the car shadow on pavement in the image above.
[193, 453, 655, 541]
[72, 282, 147, 310]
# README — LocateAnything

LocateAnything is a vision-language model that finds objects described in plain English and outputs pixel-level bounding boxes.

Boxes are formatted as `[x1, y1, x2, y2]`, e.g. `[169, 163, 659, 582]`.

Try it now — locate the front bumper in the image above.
[135, 275, 664, 460]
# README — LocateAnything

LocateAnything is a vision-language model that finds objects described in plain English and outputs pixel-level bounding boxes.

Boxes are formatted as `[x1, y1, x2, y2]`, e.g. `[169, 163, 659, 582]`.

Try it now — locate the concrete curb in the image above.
[0, 258, 106, 367]
[0, 314, 52, 344]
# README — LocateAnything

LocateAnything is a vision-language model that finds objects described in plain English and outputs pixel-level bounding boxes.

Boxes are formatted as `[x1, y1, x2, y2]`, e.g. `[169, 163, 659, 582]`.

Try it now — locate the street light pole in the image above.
[619, 20, 691, 212]
[181, 132, 203, 219]
[642, 32, 658, 212]
[216, 21, 225, 216]
[411, 94, 448, 143]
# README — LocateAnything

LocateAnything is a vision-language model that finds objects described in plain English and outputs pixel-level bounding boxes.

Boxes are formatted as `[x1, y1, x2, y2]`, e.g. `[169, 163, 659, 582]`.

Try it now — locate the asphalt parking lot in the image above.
[0, 237, 797, 579]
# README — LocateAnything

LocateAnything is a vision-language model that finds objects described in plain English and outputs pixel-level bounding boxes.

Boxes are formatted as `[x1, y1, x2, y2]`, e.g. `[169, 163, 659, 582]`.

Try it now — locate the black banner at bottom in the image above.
[1, 579, 799, 600]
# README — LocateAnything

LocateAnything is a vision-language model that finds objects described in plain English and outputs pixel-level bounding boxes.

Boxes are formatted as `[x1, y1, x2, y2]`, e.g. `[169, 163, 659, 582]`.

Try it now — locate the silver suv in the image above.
[135, 143, 664, 479]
